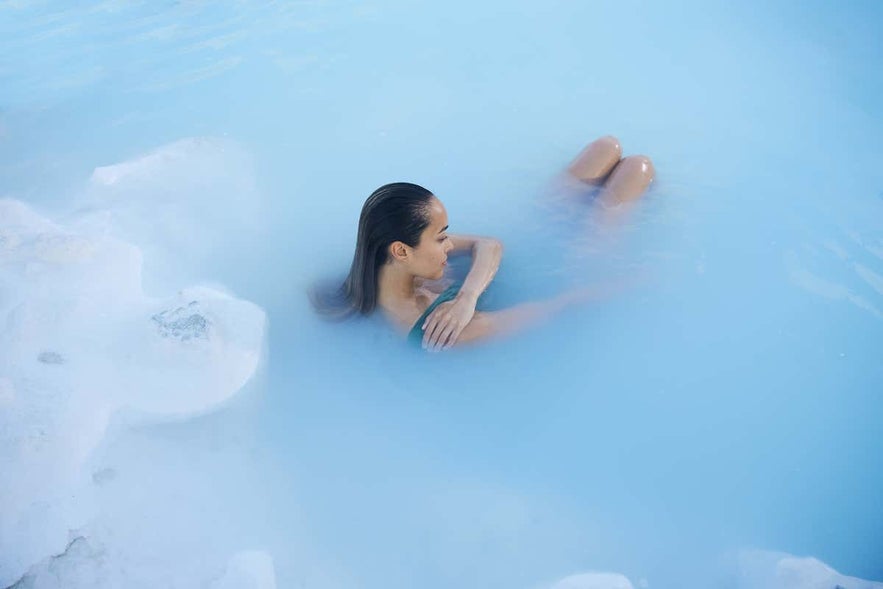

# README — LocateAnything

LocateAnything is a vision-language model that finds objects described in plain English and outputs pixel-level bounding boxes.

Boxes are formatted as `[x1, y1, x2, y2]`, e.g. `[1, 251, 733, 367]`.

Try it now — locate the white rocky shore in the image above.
[734, 550, 883, 589]
[8, 537, 277, 589]
[545, 572, 636, 589]
[0, 139, 267, 588]
[540, 552, 883, 589]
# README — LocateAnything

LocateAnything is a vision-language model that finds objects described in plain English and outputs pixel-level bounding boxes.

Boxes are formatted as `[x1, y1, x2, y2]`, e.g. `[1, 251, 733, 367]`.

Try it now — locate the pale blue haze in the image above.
[1, 1, 881, 587]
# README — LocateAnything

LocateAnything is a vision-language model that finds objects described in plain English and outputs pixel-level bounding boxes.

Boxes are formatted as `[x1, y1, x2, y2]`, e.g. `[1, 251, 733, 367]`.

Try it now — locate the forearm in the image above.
[454, 282, 628, 346]
[457, 238, 503, 304]
[455, 300, 559, 345]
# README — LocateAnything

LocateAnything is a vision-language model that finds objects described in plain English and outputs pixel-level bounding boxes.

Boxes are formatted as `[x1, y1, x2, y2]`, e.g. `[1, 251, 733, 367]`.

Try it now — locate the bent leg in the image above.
[567, 135, 623, 184]
[599, 155, 655, 206]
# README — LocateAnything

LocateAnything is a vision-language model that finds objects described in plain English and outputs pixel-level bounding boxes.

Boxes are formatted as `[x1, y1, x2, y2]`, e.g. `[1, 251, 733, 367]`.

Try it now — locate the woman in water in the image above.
[312, 136, 654, 351]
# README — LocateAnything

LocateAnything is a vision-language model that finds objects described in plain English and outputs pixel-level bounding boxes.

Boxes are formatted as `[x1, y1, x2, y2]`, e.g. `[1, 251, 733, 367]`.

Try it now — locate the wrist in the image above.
[456, 289, 479, 306]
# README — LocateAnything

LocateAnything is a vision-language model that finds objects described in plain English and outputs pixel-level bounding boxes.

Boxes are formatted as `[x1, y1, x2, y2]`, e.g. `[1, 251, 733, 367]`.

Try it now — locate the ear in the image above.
[388, 241, 410, 262]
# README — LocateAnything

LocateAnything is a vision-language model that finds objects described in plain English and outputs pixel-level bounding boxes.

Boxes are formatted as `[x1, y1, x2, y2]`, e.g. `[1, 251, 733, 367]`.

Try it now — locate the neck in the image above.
[376, 262, 417, 312]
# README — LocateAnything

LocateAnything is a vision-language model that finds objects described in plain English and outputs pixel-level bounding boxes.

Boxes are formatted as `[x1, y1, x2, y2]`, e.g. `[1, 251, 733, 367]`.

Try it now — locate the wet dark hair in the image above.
[311, 182, 435, 319]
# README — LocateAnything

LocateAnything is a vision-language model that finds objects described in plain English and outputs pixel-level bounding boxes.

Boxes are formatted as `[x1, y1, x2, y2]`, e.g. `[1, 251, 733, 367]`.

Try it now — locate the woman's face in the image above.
[409, 197, 453, 280]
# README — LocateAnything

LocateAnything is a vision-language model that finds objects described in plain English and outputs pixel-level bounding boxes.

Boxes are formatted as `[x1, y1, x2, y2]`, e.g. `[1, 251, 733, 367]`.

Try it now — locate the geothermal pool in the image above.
[1, 1, 882, 588]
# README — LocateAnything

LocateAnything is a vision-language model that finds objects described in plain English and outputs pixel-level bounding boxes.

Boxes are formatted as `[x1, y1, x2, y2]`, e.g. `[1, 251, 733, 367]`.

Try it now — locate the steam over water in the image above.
[1, 1, 882, 587]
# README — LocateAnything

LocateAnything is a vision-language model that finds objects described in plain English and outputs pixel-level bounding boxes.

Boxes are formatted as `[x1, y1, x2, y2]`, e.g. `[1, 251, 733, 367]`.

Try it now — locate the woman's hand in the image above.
[421, 294, 477, 351]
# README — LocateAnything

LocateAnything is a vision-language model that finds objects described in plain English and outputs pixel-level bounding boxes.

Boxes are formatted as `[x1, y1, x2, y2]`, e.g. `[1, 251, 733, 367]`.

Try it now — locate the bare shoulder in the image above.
[379, 290, 433, 334]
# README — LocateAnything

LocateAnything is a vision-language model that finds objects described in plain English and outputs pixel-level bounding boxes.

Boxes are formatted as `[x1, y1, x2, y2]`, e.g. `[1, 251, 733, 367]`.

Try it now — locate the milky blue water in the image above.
[2, 1, 882, 588]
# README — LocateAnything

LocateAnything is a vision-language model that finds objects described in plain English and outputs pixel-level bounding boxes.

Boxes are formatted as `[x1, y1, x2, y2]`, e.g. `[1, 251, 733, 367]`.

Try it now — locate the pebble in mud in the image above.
[92, 468, 117, 486]
[151, 301, 209, 341]
[37, 351, 65, 365]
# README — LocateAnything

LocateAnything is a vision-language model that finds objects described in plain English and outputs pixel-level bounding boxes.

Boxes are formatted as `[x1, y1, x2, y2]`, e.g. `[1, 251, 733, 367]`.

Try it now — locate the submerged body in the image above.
[315, 136, 655, 350]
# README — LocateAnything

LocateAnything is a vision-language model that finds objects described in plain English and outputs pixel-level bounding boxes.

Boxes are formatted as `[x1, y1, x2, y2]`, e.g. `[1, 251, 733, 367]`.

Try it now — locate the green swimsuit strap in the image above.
[408, 283, 462, 346]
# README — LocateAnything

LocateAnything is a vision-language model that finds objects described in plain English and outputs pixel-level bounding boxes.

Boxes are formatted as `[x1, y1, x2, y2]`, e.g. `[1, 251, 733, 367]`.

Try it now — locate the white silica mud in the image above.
[0, 140, 266, 588]
[10, 539, 279, 589]
[732, 551, 883, 589]
[545, 572, 637, 589]
[535, 551, 883, 589]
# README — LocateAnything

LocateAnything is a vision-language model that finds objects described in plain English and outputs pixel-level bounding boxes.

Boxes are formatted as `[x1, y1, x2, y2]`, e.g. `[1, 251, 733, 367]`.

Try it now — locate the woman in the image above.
[312, 136, 654, 351]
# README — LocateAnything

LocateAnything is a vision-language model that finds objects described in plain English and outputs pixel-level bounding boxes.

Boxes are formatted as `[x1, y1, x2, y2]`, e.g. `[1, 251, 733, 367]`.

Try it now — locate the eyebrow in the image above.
[438, 225, 449, 234]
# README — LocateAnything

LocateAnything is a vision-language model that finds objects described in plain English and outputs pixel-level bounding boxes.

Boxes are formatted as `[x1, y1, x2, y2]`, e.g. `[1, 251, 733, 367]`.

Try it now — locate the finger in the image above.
[421, 313, 434, 332]
[434, 324, 457, 351]
[422, 310, 447, 343]
[429, 319, 453, 351]
[421, 321, 437, 349]
[423, 316, 448, 349]
[422, 303, 451, 330]
[431, 320, 454, 351]
[437, 329, 454, 351]
[422, 309, 440, 330]
[443, 324, 465, 349]
[444, 322, 465, 349]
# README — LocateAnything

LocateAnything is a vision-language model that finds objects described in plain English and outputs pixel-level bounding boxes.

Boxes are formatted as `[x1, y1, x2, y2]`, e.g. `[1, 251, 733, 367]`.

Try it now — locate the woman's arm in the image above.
[450, 281, 635, 348]
[451, 305, 554, 345]
[420, 234, 503, 350]
[448, 234, 503, 304]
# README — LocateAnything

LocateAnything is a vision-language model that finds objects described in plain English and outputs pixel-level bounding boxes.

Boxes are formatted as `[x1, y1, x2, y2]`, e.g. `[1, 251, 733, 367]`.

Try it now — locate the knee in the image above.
[598, 135, 623, 160]
[568, 135, 624, 183]
[621, 155, 655, 182]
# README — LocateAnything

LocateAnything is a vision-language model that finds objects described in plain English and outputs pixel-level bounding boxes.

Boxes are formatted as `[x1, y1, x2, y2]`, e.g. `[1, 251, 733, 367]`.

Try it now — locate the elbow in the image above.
[485, 238, 504, 259]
